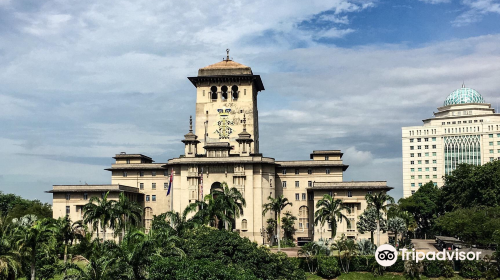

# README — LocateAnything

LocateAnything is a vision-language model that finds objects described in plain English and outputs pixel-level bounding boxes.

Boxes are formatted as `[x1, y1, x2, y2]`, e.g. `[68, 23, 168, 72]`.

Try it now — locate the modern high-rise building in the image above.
[49, 54, 392, 244]
[402, 85, 500, 197]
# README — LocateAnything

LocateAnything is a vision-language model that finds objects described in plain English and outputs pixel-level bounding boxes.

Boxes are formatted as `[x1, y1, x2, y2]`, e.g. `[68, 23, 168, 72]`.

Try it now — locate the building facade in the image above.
[402, 85, 500, 198]
[49, 55, 391, 244]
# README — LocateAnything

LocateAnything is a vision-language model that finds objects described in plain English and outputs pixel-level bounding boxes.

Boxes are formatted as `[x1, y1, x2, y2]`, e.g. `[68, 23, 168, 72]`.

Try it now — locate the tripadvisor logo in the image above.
[375, 244, 482, 267]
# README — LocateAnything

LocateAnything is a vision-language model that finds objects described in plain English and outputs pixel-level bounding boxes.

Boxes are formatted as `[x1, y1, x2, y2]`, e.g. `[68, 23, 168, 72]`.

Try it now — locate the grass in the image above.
[307, 272, 469, 280]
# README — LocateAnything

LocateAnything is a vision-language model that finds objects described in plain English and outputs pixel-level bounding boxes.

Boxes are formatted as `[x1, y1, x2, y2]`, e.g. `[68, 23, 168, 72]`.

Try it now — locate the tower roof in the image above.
[198, 59, 253, 76]
[443, 85, 485, 106]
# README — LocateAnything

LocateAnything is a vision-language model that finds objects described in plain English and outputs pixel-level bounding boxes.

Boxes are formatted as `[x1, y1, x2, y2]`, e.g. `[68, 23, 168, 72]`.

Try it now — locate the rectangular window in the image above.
[425, 160, 429, 164]
[308, 181, 312, 187]
[417, 153, 421, 157]
[164, 183, 168, 189]
[308, 194, 313, 201]
[418, 183, 422, 186]
[146, 195, 150, 202]
[164, 170, 168, 176]
[65, 193, 70, 200]
[123, 171, 127, 177]
[425, 152, 429, 156]
[424, 138, 429, 142]
[326, 169, 330, 174]
[140, 183, 144, 190]
[418, 175, 422, 179]
[433, 175, 437, 179]
[489, 134, 494, 138]
[411, 190, 415, 195]
[433, 167, 437, 171]
[498, 149, 500, 153]
[410, 153, 414, 157]
[152, 195, 156, 201]
[490, 157, 495, 162]
[417, 138, 421, 142]
[411, 175, 415, 179]
[410, 146, 414, 150]
[140, 171, 144, 177]
[295, 169, 299, 175]
[425, 145, 429, 149]
[425, 167, 429, 171]
[418, 146, 421, 149]
[282, 181, 287, 188]
[432, 145, 436, 149]
[410, 161, 414, 165]
[126, 159, 130, 164]
[347, 191, 352, 197]
[302, 193, 306, 200]
[490, 149, 494, 154]
[295, 193, 299, 201]
[426, 175, 430, 179]
[418, 160, 422, 164]
[432, 137, 436, 141]
[432, 152, 437, 156]
[152, 183, 156, 190]
[367, 191, 372, 195]
[295, 181, 299, 188]
[411, 168, 415, 172]
[66, 206, 70, 215]
[497, 141, 500, 145]
[490, 142, 494, 146]
[418, 168, 422, 171]
[411, 183, 415, 187]
[282, 169, 287, 175]
[410, 139, 414, 142]
[433, 160, 437, 164]
[152, 171, 156, 176]
[433, 182, 437, 186]
[307, 169, 312, 175]
[83, 193, 88, 200]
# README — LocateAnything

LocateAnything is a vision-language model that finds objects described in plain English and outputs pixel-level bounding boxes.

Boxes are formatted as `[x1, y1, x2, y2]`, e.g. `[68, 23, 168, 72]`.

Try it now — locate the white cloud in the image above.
[342, 147, 373, 166]
[452, 0, 500, 26]
[419, 0, 451, 4]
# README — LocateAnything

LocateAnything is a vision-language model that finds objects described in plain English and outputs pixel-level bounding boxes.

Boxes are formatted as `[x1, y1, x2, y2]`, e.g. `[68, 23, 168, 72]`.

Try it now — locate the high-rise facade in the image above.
[402, 85, 500, 197]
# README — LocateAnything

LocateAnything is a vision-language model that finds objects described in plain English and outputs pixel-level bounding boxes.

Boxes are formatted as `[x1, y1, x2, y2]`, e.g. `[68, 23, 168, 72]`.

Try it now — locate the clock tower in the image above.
[188, 50, 264, 154]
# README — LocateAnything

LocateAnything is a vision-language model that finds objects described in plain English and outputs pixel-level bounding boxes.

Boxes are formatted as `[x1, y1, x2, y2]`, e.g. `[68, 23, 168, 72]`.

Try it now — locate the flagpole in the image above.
[170, 168, 174, 212]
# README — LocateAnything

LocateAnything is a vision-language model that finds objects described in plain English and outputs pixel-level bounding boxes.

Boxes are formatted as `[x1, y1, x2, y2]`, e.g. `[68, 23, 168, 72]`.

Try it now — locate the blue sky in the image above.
[1, 0, 500, 202]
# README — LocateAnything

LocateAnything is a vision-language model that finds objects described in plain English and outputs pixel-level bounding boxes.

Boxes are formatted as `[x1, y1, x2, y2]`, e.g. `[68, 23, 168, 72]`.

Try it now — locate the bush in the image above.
[441, 261, 456, 278]
[350, 255, 375, 271]
[317, 256, 341, 279]
[423, 260, 441, 277]
[459, 260, 484, 280]
[386, 257, 404, 272]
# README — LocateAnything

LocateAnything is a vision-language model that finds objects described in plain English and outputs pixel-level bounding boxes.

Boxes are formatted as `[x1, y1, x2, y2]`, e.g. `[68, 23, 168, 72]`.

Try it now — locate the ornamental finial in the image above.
[243, 114, 246, 131]
[189, 115, 193, 133]
[226, 49, 230, 61]
[462, 81, 465, 88]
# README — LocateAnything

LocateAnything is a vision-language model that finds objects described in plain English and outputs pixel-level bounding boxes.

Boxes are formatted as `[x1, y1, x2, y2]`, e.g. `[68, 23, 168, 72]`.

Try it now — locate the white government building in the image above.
[402, 85, 500, 197]
[49, 53, 392, 244]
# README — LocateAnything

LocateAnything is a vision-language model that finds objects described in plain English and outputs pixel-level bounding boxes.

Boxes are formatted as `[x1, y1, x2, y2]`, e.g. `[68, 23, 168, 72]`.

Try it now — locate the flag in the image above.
[167, 168, 173, 196]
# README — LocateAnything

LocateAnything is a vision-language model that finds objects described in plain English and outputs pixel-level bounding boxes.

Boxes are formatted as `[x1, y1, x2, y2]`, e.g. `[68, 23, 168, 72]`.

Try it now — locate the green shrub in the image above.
[350, 255, 375, 271]
[423, 260, 441, 277]
[317, 256, 341, 279]
[441, 260, 456, 278]
[459, 260, 484, 280]
[386, 257, 404, 272]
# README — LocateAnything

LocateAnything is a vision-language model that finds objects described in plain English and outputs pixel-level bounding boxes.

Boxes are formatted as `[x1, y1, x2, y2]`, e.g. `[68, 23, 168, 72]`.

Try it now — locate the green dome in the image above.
[443, 86, 485, 106]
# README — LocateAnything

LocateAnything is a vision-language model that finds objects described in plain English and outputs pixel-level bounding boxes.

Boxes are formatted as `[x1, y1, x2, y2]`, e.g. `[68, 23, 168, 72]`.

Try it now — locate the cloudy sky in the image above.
[1, 0, 500, 203]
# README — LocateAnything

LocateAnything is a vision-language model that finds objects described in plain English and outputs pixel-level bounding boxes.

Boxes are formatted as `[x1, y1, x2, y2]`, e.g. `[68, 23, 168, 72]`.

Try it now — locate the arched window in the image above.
[211, 86, 218, 100]
[299, 206, 309, 230]
[241, 219, 247, 231]
[221, 85, 228, 100]
[232, 85, 239, 99]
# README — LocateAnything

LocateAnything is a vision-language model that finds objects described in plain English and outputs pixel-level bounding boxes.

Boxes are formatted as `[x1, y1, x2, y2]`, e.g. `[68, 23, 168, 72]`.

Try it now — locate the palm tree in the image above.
[83, 192, 116, 242]
[194, 194, 231, 229]
[55, 216, 85, 263]
[314, 194, 351, 240]
[0, 215, 21, 279]
[297, 242, 321, 274]
[164, 203, 199, 236]
[113, 193, 142, 241]
[15, 217, 55, 280]
[365, 192, 395, 246]
[262, 195, 292, 251]
[281, 211, 297, 241]
[211, 183, 246, 230]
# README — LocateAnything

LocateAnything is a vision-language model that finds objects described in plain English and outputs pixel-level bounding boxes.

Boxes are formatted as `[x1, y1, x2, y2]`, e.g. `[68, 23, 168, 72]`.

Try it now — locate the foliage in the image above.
[388, 217, 407, 248]
[82, 192, 117, 242]
[434, 206, 500, 245]
[350, 255, 375, 272]
[331, 235, 358, 273]
[357, 239, 376, 256]
[403, 259, 422, 280]
[442, 160, 500, 210]
[459, 260, 484, 280]
[265, 218, 276, 244]
[399, 182, 441, 237]
[365, 192, 395, 246]
[211, 182, 246, 230]
[298, 242, 321, 274]
[262, 195, 292, 251]
[314, 194, 351, 239]
[0, 191, 52, 219]
[317, 256, 341, 279]
[357, 208, 387, 244]
[281, 211, 297, 241]
[0, 215, 21, 279]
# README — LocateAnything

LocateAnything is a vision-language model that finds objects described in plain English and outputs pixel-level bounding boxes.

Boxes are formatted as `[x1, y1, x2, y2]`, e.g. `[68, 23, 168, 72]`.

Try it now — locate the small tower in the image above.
[236, 114, 253, 155]
[181, 116, 200, 157]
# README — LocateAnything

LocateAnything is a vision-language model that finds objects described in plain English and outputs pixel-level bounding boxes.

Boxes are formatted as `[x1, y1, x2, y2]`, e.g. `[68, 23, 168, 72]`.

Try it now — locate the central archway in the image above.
[210, 182, 222, 194]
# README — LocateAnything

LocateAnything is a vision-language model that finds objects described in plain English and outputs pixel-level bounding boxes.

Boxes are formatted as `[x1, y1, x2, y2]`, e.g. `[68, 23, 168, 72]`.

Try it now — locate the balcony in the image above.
[187, 172, 199, 177]
[234, 171, 245, 176]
